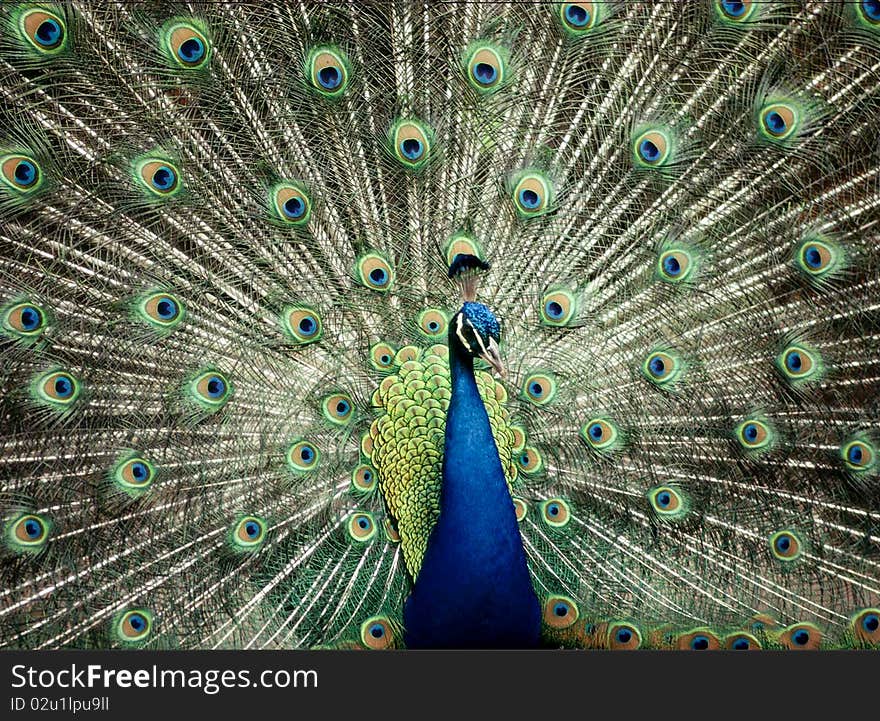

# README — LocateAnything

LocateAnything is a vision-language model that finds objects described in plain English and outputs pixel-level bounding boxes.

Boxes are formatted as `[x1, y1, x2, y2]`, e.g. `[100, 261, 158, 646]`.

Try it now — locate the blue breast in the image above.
[403, 344, 541, 648]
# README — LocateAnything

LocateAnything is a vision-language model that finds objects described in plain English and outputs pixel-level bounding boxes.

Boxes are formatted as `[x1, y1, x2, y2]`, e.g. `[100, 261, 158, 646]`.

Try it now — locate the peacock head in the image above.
[448, 254, 505, 377]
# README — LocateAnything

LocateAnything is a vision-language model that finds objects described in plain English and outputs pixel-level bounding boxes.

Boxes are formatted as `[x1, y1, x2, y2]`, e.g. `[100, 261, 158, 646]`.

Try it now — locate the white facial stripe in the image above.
[455, 313, 473, 353]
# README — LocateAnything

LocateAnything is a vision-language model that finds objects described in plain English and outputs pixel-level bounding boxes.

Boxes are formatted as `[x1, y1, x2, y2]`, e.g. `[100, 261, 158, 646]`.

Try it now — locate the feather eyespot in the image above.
[417, 309, 448, 338]
[347, 512, 377, 542]
[383, 517, 400, 543]
[287, 440, 319, 473]
[778, 623, 821, 651]
[356, 253, 394, 292]
[633, 130, 670, 167]
[522, 373, 557, 405]
[369, 342, 397, 370]
[360, 616, 395, 649]
[770, 530, 802, 562]
[581, 417, 619, 451]
[351, 463, 377, 493]
[512, 172, 552, 217]
[2, 301, 47, 338]
[308, 47, 350, 96]
[858, 0, 880, 24]
[560, 3, 597, 32]
[540, 498, 571, 528]
[231, 516, 267, 550]
[322, 393, 354, 425]
[465, 44, 505, 92]
[647, 485, 688, 520]
[1, 155, 42, 193]
[189, 370, 231, 409]
[512, 497, 528, 522]
[736, 418, 773, 451]
[113, 456, 156, 493]
[543, 595, 579, 629]
[8, 514, 49, 551]
[135, 157, 181, 198]
[608, 622, 642, 650]
[851, 608, 880, 646]
[137, 292, 184, 330]
[777, 344, 821, 383]
[444, 233, 484, 267]
[716, 0, 755, 21]
[657, 249, 693, 283]
[164, 22, 210, 68]
[391, 120, 432, 169]
[759, 103, 798, 141]
[282, 306, 323, 345]
[841, 437, 875, 473]
[271, 183, 311, 225]
[116, 610, 152, 643]
[540, 289, 576, 326]
[517, 447, 544, 475]
[677, 630, 721, 651]
[33, 370, 80, 407]
[642, 350, 681, 386]
[725, 632, 761, 650]
[19, 9, 67, 53]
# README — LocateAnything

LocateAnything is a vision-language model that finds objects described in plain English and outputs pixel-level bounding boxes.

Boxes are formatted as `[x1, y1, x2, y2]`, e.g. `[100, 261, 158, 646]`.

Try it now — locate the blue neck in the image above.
[402, 338, 541, 648]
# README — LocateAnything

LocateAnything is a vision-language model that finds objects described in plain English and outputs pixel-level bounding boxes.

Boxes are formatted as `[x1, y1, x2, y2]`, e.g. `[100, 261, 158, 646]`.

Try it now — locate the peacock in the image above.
[1, 0, 879, 651]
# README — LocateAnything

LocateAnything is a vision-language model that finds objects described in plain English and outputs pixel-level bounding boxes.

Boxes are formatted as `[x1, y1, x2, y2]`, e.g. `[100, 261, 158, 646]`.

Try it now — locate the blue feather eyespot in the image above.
[134, 157, 182, 198]
[360, 616, 395, 649]
[2, 301, 47, 339]
[607, 622, 642, 650]
[1, 155, 43, 194]
[725, 633, 761, 650]
[656, 249, 694, 283]
[633, 130, 670, 167]
[351, 463, 378, 493]
[465, 44, 505, 93]
[647, 485, 689, 521]
[391, 120, 433, 169]
[522, 372, 557, 406]
[778, 623, 821, 651]
[286, 440, 320, 474]
[560, 3, 597, 32]
[540, 289, 577, 326]
[271, 182, 312, 225]
[356, 253, 394, 292]
[164, 21, 210, 68]
[383, 517, 400, 543]
[512, 497, 528, 522]
[113, 455, 156, 495]
[851, 608, 880, 646]
[417, 309, 448, 338]
[859, 0, 880, 24]
[322, 392, 354, 425]
[642, 350, 682, 387]
[282, 306, 323, 345]
[776, 344, 822, 384]
[369, 342, 397, 371]
[735, 418, 774, 453]
[136, 291, 185, 331]
[444, 233, 485, 267]
[32, 370, 81, 408]
[188, 370, 231, 410]
[770, 530, 803, 562]
[230, 515, 267, 551]
[511, 172, 553, 218]
[581, 417, 620, 452]
[677, 630, 720, 651]
[840, 437, 876, 473]
[18, 9, 67, 53]
[347, 512, 377, 543]
[540, 498, 571, 528]
[6, 513, 50, 553]
[543, 595, 579, 629]
[517, 447, 544, 475]
[115, 609, 153, 644]
[308, 47, 350, 96]
[759, 102, 798, 141]
[716, 0, 756, 21]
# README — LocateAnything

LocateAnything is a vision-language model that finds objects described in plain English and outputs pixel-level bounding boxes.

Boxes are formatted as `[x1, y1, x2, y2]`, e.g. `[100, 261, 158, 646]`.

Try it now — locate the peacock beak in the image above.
[480, 337, 506, 378]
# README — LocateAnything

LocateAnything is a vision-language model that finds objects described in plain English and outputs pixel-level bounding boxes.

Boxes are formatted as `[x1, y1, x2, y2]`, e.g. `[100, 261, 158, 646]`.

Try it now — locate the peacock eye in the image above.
[540, 289, 576, 326]
[778, 623, 821, 651]
[356, 253, 394, 292]
[360, 616, 395, 649]
[770, 530, 802, 561]
[10, 514, 49, 549]
[725, 633, 760, 650]
[760, 103, 798, 141]
[392, 120, 432, 168]
[1, 155, 42, 193]
[118, 610, 152, 642]
[444, 233, 484, 267]
[232, 516, 267, 549]
[717, 0, 755, 20]
[777, 344, 819, 382]
[347, 512, 377, 542]
[135, 158, 181, 198]
[3, 302, 47, 337]
[308, 47, 350, 96]
[282, 306, 323, 345]
[736, 418, 772, 450]
[797, 240, 835, 276]
[581, 417, 619, 451]
[543, 595, 579, 629]
[272, 183, 312, 225]
[633, 130, 670, 167]
[369, 342, 397, 370]
[35, 370, 81, 407]
[512, 172, 552, 217]
[608, 622, 642, 650]
[540, 498, 571, 528]
[686, 634, 714, 651]
[517, 447, 544, 475]
[190, 371, 231, 409]
[114, 456, 156, 491]
[512, 497, 528, 522]
[418, 309, 448, 338]
[522, 373, 557, 406]
[322, 393, 354, 425]
[287, 440, 320, 473]
[859, 0, 880, 24]
[465, 44, 505, 92]
[642, 351, 681, 386]
[648, 486, 681, 514]
[841, 438, 875, 472]
[19, 9, 67, 53]
[851, 608, 880, 646]
[351, 463, 378, 492]
[164, 22, 210, 68]
[138, 292, 184, 330]
[560, 3, 596, 31]
[656, 249, 694, 283]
